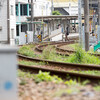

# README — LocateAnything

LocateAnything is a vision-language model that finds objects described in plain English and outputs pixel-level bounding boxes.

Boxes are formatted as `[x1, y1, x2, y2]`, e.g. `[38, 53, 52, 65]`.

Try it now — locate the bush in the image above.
[67, 46, 100, 65]
[52, 10, 61, 15]
[18, 45, 36, 58]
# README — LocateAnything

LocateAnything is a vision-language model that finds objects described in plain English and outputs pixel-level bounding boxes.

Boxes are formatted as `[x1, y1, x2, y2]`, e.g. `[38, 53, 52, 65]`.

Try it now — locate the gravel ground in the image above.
[18, 77, 100, 100]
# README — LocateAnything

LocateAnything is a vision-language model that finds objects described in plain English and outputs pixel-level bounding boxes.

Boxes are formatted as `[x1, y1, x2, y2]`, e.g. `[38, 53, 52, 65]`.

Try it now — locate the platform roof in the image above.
[27, 15, 95, 21]
[27, 15, 79, 20]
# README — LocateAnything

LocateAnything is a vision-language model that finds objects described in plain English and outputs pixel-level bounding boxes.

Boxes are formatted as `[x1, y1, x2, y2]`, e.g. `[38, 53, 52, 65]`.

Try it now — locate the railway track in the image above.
[35, 41, 75, 56]
[52, 42, 100, 58]
[18, 54, 100, 82]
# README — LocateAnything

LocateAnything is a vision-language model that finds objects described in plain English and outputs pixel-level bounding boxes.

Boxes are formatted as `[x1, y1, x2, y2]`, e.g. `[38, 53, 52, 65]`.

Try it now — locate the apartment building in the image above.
[0, 0, 16, 45]
[15, 0, 51, 44]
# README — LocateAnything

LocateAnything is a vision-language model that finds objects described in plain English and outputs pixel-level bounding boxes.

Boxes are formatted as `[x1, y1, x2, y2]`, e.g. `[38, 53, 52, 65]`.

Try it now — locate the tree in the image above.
[52, 10, 61, 15]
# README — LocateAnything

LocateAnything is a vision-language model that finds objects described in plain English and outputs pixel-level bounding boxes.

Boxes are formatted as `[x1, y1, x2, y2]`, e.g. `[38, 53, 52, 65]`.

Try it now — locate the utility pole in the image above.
[97, 0, 100, 42]
[51, 0, 54, 15]
[78, 0, 82, 45]
[31, 0, 34, 41]
[84, 0, 89, 51]
[98, 0, 100, 25]
[7, 0, 10, 44]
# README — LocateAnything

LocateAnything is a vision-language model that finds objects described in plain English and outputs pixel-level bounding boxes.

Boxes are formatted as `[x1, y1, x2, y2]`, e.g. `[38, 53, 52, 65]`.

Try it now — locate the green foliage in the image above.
[18, 70, 26, 78]
[19, 60, 46, 66]
[20, 79, 27, 85]
[65, 79, 78, 86]
[54, 88, 78, 96]
[18, 70, 91, 88]
[67, 46, 100, 65]
[18, 70, 63, 83]
[34, 71, 63, 83]
[70, 70, 100, 76]
[42, 46, 56, 60]
[67, 43, 78, 49]
[81, 80, 90, 86]
[94, 86, 100, 91]
[52, 10, 61, 15]
[18, 45, 36, 58]
[94, 83, 100, 91]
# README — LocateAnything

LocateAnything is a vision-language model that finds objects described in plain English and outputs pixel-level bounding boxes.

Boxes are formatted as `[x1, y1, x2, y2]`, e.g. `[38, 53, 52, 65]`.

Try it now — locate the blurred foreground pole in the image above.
[78, 0, 82, 45]
[84, 0, 89, 51]
[0, 46, 17, 100]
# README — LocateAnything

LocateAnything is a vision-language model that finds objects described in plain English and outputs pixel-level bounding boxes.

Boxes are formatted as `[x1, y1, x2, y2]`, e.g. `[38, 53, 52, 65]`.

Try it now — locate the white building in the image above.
[15, 0, 51, 44]
[0, 0, 16, 45]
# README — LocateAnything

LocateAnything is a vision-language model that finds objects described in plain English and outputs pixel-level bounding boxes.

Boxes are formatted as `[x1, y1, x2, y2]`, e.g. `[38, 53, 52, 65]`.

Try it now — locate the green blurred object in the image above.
[94, 41, 100, 52]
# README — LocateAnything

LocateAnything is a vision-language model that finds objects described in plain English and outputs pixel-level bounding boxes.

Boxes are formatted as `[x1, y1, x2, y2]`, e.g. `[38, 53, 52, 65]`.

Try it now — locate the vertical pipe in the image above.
[78, 0, 82, 45]
[31, 0, 34, 41]
[98, 0, 100, 25]
[18, 2, 21, 22]
[27, 4, 29, 17]
[97, 0, 100, 42]
[51, 0, 54, 15]
[7, 0, 10, 44]
[84, 0, 89, 51]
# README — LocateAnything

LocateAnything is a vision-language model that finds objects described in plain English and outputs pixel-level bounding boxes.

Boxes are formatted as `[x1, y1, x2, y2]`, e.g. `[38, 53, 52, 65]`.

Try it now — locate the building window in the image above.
[16, 4, 18, 16]
[21, 4, 27, 16]
[11, 29, 14, 39]
[29, 4, 31, 16]
[11, 5, 14, 15]
[21, 25, 27, 32]
[16, 25, 19, 36]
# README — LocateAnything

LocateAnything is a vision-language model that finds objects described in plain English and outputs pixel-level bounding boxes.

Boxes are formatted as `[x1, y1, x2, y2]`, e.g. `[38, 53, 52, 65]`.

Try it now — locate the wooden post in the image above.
[84, 0, 89, 51]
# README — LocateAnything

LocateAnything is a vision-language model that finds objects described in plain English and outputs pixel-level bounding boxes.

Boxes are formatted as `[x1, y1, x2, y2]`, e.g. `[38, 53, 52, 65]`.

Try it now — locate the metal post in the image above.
[84, 0, 89, 51]
[97, 0, 100, 42]
[31, 0, 34, 41]
[7, 0, 10, 44]
[98, 0, 100, 25]
[51, 0, 54, 15]
[78, 0, 82, 45]
[18, 2, 21, 22]
[27, 4, 29, 17]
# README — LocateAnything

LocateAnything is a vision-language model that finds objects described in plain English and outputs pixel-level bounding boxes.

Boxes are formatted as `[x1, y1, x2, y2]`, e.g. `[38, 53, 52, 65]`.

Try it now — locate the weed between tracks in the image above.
[69, 70, 100, 76]
[18, 44, 36, 58]
[18, 70, 100, 93]
[18, 70, 89, 86]
[66, 46, 100, 65]
[18, 44, 100, 65]
[19, 60, 46, 66]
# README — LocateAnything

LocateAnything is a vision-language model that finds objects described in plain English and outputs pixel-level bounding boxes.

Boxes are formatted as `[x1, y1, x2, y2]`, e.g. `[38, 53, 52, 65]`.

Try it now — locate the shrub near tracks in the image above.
[18, 44, 100, 65]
